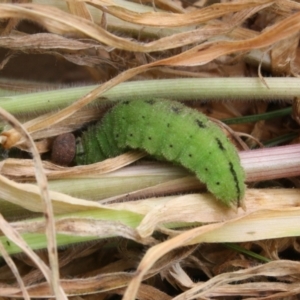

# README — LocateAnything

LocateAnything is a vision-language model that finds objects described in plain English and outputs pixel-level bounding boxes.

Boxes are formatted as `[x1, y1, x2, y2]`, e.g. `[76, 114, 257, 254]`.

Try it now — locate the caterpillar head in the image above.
[51, 133, 76, 166]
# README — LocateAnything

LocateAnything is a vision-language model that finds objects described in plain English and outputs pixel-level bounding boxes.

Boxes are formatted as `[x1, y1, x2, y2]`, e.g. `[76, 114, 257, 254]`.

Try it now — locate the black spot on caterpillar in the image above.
[75, 99, 246, 206]
[196, 119, 206, 128]
[215, 137, 225, 151]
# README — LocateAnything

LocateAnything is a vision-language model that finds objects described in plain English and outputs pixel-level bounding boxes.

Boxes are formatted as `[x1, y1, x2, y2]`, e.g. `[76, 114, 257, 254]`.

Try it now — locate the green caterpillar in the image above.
[75, 99, 246, 206]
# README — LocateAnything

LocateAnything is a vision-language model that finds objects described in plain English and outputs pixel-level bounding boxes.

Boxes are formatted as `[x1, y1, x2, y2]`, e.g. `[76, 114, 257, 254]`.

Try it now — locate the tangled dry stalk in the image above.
[0, 0, 300, 299]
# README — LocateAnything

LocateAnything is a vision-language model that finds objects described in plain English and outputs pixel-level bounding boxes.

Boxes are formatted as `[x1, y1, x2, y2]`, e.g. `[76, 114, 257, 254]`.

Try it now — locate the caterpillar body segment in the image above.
[75, 99, 246, 206]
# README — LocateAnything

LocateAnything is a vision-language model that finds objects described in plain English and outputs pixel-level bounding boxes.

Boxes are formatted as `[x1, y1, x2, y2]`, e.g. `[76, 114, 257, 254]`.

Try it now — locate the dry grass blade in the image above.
[0, 241, 30, 300]
[85, 0, 274, 26]
[0, 151, 146, 180]
[1, 0, 300, 299]
[0, 3, 146, 51]
[0, 32, 103, 51]
[172, 260, 300, 299]
[152, 11, 300, 66]
[0, 214, 53, 293]
[0, 247, 194, 297]
[67, 1, 93, 21]
[124, 211, 300, 300]
[0, 108, 66, 299]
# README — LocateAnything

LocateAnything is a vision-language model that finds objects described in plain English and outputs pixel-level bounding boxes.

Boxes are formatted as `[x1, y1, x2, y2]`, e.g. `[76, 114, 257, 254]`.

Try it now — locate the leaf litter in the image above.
[0, 0, 300, 299]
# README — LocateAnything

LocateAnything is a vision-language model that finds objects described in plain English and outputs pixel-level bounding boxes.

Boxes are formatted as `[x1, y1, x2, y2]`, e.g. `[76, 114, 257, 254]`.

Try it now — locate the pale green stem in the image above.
[0, 78, 296, 117]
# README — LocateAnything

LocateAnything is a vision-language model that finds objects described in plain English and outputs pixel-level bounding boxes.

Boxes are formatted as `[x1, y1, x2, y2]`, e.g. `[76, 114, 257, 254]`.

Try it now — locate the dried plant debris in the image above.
[1, 0, 300, 299]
